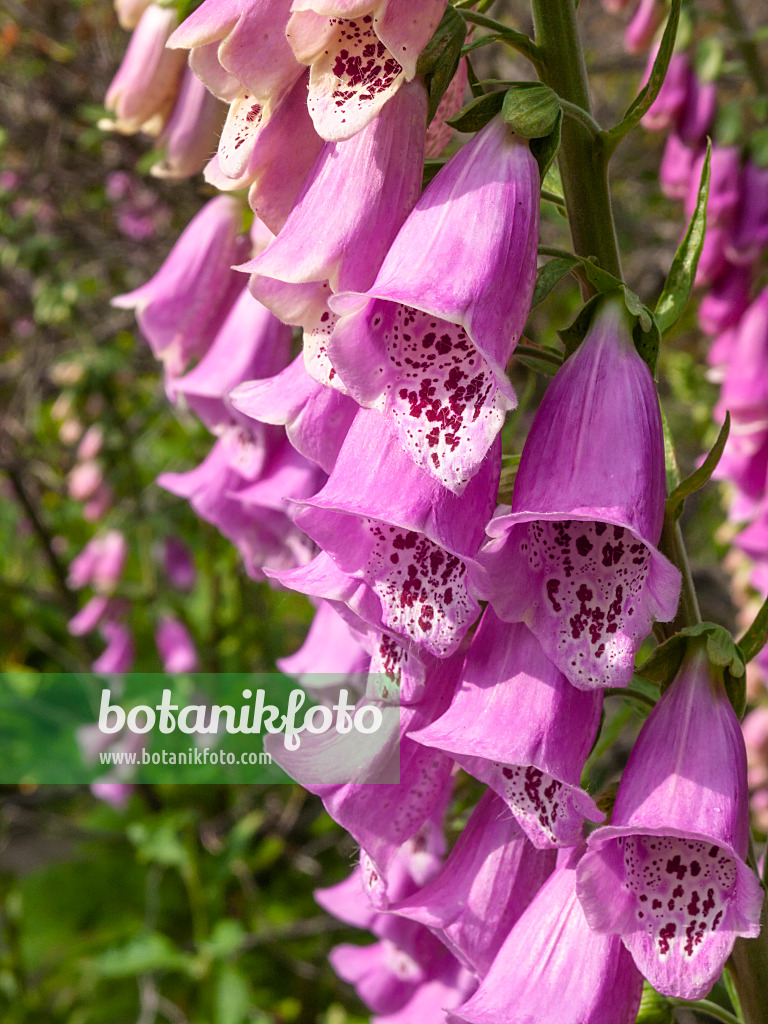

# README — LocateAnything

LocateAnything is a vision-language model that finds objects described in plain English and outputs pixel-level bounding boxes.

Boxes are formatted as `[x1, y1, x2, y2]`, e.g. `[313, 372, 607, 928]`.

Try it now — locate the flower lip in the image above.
[586, 824, 743, 864]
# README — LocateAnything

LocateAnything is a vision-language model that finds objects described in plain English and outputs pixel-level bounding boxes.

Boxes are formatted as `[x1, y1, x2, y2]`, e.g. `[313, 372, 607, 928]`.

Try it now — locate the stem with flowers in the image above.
[531, 1, 768, 1019]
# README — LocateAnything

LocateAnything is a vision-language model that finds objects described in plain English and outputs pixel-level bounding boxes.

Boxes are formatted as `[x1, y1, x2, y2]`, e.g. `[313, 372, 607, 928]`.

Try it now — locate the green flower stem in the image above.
[668, 998, 744, 1024]
[458, 9, 541, 64]
[529, 0, 622, 281]
[529, 2, 768, 1013]
[660, 511, 702, 632]
[604, 687, 657, 710]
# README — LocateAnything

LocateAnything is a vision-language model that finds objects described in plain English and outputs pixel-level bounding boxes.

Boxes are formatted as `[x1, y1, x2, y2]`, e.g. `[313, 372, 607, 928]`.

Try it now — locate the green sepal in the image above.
[529, 108, 562, 180]
[501, 82, 561, 139]
[447, 89, 505, 132]
[422, 158, 447, 188]
[558, 293, 603, 358]
[555, 266, 659, 371]
[417, 7, 466, 124]
[600, 0, 682, 156]
[665, 412, 730, 522]
[636, 624, 746, 716]
[636, 983, 674, 1024]
[530, 256, 579, 309]
[655, 141, 711, 335]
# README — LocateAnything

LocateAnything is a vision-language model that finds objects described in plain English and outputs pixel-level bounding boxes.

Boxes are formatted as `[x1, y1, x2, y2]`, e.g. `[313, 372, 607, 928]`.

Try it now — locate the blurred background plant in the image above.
[0, 0, 764, 1021]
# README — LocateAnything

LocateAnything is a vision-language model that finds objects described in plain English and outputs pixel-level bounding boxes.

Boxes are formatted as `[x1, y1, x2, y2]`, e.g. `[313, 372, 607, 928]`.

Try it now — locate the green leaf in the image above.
[739, 593, 768, 665]
[661, 405, 682, 491]
[695, 36, 724, 83]
[601, 0, 682, 154]
[447, 89, 506, 132]
[501, 83, 561, 139]
[633, 312, 662, 377]
[90, 932, 198, 978]
[665, 413, 730, 521]
[655, 141, 711, 335]
[530, 256, 579, 308]
[416, 7, 466, 124]
[542, 163, 564, 200]
[635, 635, 687, 686]
[713, 100, 744, 147]
[529, 108, 562, 179]
[215, 964, 252, 1024]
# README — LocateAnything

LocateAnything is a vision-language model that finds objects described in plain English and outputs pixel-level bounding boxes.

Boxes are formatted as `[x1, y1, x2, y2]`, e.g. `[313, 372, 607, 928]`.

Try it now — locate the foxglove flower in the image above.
[576, 645, 763, 1000]
[286, 0, 446, 140]
[169, 0, 301, 180]
[158, 437, 317, 579]
[716, 288, 768, 423]
[69, 530, 128, 592]
[449, 847, 644, 1024]
[641, 51, 689, 132]
[698, 263, 751, 336]
[203, 72, 324, 234]
[678, 76, 717, 148]
[230, 353, 358, 474]
[151, 67, 225, 180]
[625, 0, 664, 54]
[281, 407, 499, 658]
[114, 0, 149, 30]
[277, 600, 370, 698]
[113, 196, 250, 379]
[91, 782, 134, 807]
[155, 616, 199, 673]
[240, 79, 427, 326]
[415, 613, 603, 847]
[92, 621, 136, 675]
[727, 161, 768, 265]
[101, 4, 186, 135]
[660, 133, 697, 201]
[328, 116, 539, 493]
[268, 653, 460, 899]
[392, 790, 557, 974]
[162, 538, 196, 592]
[68, 460, 103, 502]
[473, 296, 681, 690]
[172, 286, 291, 420]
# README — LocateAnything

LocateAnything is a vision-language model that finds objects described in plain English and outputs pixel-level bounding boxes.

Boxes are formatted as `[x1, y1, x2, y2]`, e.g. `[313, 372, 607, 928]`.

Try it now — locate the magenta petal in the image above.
[330, 940, 424, 1015]
[727, 162, 768, 265]
[577, 648, 763, 1000]
[413, 614, 603, 847]
[391, 790, 557, 974]
[449, 847, 643, 1024]
[230, 353, 357, 473]
[113, 196, 250, 376]
[292, 408, 498, 656]
[173, 287, 291, 423]
[152, 67, 225, 180]
[327, 117, 538, 492]
[244, 79, 425, 304]
[474, 297, 681, 690]
[289, 11, 407, 141]
[277, 600, 370, 687]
